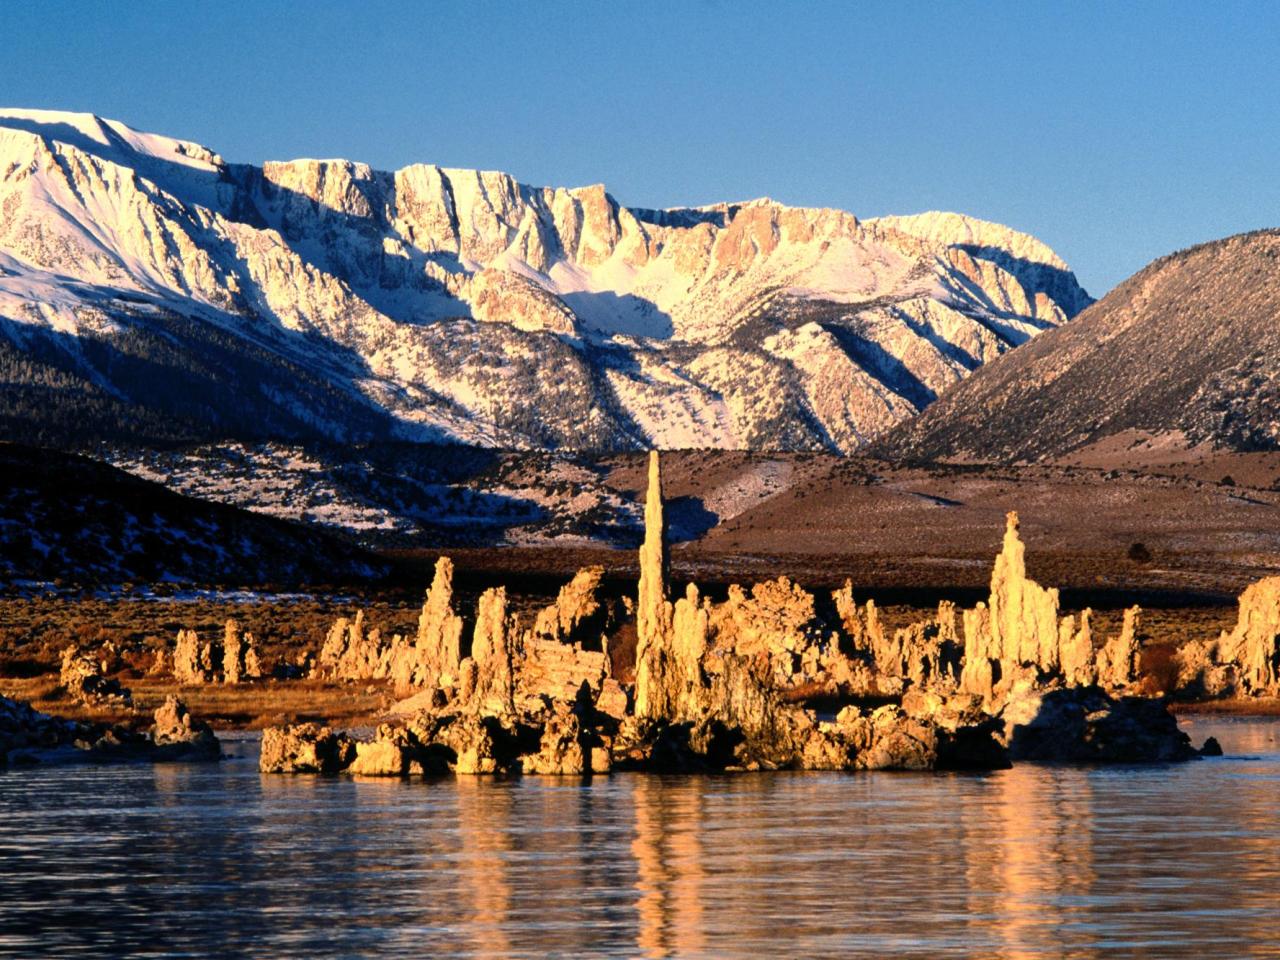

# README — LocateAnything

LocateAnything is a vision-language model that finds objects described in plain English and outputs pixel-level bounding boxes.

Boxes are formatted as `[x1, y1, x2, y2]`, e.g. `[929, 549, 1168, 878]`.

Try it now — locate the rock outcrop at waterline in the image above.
[262, 454, 1207, 777]
[260, 723, 356, 774]
[152, 696, 221, 761]
[1175, 576, 1280, 699]
[1, 695, 220, 767]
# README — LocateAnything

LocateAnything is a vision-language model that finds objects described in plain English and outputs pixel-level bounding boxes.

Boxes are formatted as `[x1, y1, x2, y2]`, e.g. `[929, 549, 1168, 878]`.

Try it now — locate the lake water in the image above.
[1, 718, 1278, 959]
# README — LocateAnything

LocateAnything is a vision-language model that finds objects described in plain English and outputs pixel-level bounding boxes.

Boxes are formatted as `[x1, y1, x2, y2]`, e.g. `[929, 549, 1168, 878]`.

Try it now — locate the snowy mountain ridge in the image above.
[0, 108, 1092, 452]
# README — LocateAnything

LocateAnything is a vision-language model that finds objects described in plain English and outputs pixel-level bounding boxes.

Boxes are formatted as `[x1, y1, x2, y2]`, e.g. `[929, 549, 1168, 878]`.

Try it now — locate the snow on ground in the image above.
[104, 443, 645, 548]
[695, 459, 797, 524]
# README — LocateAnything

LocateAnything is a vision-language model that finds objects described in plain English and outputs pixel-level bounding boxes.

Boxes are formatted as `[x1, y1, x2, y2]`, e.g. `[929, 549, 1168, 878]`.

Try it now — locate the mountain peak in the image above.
[0, 108, 1092, 454]
[0, 107, 224, 172]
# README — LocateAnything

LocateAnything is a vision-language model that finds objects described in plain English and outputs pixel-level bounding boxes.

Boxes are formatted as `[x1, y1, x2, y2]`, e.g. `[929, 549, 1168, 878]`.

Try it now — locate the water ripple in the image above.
[1, 720, 1279, 958]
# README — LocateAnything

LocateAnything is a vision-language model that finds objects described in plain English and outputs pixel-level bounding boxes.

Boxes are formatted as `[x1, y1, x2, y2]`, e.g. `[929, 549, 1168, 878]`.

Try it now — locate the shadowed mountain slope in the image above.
[0, 443, 385, 586]
[875, 229, 1280, 464]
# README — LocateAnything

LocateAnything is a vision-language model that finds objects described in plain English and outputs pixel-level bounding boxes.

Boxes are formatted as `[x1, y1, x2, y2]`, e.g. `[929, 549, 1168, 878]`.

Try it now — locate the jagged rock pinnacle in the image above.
[634, 451, 675, 718]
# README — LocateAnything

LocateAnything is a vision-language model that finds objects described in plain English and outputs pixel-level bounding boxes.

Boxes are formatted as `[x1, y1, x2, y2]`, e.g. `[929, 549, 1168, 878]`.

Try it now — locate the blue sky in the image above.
[6, 1, 1279, 295]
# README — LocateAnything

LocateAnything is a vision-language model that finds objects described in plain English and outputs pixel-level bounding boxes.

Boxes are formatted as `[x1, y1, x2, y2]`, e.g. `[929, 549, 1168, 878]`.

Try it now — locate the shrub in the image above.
[1127, 542, 1153, 564]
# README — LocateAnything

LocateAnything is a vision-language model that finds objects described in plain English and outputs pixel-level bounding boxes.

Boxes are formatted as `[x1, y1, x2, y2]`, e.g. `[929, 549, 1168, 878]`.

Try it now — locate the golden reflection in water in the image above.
[454, 778, 515, 960]
[1234, 756, 1280, 958]
[964, 767, 1095, 959]
[630, 777, 706, 959]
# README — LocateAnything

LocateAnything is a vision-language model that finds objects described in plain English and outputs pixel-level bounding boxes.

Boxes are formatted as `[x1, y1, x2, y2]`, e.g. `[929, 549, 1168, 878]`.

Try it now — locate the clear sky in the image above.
[6, 1, 1279, 295]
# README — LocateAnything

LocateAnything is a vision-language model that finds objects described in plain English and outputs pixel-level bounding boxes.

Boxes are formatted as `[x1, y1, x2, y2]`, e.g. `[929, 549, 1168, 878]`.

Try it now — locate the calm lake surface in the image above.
[2, 718, 1278, 959]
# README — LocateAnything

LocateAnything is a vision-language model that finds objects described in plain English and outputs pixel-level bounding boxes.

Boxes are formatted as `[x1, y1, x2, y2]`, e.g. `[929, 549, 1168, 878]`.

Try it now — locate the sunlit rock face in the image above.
[0, 108, 1091, 452]
[59, 646, 132, 708]
[173, 628, 218, 684]
[151, 696, 220, 760]
[387, 556, 466, 693]
[634, 451, 679, 719]
[221, 619, 262, 684]
[1220, 577, 1280, 695]
[959, 513, 1144, 706]
[1176, 576, 1280, 699]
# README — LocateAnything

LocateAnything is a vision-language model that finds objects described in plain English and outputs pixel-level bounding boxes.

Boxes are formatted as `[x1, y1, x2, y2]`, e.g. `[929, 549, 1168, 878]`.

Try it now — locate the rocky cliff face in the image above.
[877, 228, 1280, 463]
[0, 108, 1091, 453]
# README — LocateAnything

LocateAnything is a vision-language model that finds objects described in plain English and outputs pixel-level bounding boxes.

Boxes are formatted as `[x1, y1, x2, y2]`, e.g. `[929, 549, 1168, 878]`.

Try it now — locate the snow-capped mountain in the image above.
[0, 108, 1092, 452]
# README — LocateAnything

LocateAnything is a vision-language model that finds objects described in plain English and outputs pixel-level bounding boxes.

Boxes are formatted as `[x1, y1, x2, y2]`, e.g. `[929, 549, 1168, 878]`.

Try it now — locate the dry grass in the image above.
[1170, 698, 1280, 717]
[0, 674, 393, 730]
[0, 594, 426, 730]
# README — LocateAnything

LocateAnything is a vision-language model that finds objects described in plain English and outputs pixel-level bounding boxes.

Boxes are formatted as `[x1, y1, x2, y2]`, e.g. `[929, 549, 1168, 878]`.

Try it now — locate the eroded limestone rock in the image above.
[173, 628, 218, 684]
[348, 739, 412, 777]
[1059, 609, 1096, 687]
[152, 696, 220, 760]
[521, 690, 611, 775]
[531, 565, 608, 645]
[634, 451, 675, 719]
[222, 619, 262, 684]
[415, 713, 521, 775]
[1171, 576, 1280, 700]
[957, 515, 1125, 704]
[830, 587, 906, 695]
[387, 556, 466, 692]
[59, 646, 132, 708]
[255, 495, 1200, 778]
[462, 587, 519, 715]
[989, 511, 1062, 671]
[1174, 637, 1235, 699]
[259, 723, 356, 773]
[315, 610, 395, 681]
[516, 638, 609, 707]
[1219, 576, 1280, 696]
[711, 577, 852, 690]
[1097, 606, 1143, 690]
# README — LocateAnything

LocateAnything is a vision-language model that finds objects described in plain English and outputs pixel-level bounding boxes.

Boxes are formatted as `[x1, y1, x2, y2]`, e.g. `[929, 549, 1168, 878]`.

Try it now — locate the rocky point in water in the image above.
[260, 453, 1211, 778]
[1, 695, 220, 767]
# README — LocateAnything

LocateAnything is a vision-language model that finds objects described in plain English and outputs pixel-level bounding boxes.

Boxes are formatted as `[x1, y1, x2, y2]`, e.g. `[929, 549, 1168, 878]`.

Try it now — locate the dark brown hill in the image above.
[0, 443, 385, 587]
[876, 229, 1280, 463]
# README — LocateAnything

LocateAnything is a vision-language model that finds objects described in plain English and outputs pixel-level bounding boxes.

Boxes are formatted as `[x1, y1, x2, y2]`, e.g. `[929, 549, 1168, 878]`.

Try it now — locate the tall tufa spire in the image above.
[634, 450, 673, 717]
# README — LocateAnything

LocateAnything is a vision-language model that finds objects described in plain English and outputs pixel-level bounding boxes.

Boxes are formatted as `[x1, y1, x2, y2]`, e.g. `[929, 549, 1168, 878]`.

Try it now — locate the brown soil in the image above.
[391, 449, 1280, 602]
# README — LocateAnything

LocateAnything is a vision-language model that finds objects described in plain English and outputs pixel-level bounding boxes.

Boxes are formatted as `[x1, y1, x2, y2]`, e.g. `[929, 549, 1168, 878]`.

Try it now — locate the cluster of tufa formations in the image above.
[260, 453, 1238, 777]
[16, 452, 1280, 775]
[1176, 577, 1280, 699]
[59, 645, 133, 709]
[172, 619, 263, 685]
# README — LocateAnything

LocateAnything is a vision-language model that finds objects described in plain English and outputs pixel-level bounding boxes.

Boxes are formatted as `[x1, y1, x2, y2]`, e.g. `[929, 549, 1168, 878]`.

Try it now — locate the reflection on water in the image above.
[2, 719, 1279, 958]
